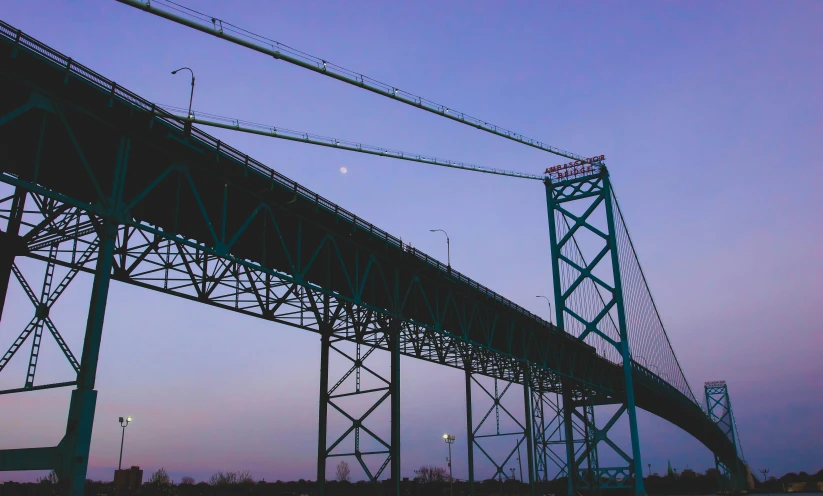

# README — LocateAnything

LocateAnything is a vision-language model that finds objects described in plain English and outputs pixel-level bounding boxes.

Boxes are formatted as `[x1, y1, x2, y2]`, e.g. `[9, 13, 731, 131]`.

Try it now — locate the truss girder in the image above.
[0, 48, 615, 399]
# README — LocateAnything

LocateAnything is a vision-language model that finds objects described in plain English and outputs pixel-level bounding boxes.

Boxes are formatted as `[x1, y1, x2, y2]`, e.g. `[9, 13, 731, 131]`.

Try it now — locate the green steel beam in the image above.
[0, 447, 55, 471]
[390, 319, 401, 495]
[602, 174, 646, 496]
[562, 387, 577, 496]
[317, 332, 330, 496]
[113, 0, 588, 161]
[523, 370, 536, 495]
[465, 370, 476, 496]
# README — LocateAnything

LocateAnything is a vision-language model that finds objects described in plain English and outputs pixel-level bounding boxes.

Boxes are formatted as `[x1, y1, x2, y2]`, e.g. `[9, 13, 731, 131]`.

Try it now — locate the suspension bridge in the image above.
[0, 3, 748, 495]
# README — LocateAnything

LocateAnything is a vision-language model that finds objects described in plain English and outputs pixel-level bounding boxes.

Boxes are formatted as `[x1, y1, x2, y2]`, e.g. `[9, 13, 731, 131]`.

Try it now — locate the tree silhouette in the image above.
[336, 461, 351, 482]
[209, 470, 254, 485]
[37, 470, 59, 485]
[147, 467, 171, 485]
[414, 465, 449, 483]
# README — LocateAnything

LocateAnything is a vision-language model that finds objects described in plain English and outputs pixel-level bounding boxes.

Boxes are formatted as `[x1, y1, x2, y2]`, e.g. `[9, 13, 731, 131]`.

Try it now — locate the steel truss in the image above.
[705, 381, 744, 492]
[467, 375, 527, 483]
[317, 302, 400, 494]
[0, 34, 608, 495]
[532, 388, 596, 488]
[545, 170, 646, 496]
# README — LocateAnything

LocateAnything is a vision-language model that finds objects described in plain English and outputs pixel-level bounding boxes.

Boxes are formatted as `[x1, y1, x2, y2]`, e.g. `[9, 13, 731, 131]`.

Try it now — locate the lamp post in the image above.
[443, 434, 455, 496]
[760, 468, 769, 483]
[516, 441, 523, 482]
[648, 463, 651, 477]
[430, 229, 450, 268]
[536, 295, 553, 325]
[171, 66, 196, 121]
[117, 416, 132, 471]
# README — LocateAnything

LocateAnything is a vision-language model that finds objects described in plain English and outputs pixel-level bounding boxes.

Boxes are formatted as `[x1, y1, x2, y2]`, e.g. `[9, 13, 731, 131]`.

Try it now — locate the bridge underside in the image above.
[0, 20, 739, 495]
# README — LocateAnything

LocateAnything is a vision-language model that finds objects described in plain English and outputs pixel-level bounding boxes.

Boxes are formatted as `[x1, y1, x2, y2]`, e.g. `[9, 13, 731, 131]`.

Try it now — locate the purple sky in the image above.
[1, 0, 821, 484]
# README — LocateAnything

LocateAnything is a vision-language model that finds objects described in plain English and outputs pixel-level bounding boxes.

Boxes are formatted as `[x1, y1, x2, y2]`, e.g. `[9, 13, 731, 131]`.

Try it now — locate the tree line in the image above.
[1, 465, 821, 496]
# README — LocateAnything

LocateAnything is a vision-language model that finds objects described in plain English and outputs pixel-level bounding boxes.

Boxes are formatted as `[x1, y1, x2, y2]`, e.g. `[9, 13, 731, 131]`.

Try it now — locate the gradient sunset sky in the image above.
[1, 0, 821, 484]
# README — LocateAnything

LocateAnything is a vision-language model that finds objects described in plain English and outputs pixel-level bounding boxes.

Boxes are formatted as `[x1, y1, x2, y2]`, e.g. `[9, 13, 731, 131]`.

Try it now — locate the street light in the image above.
[760, 468, 769, 483]
[117, 416, 132, 471]
[430, 229, 450, 268]
[171, 67, 196, 120]
[648, 463, 651, 478]
[443, 434, 455, 496]
[536, 295, 553, 325]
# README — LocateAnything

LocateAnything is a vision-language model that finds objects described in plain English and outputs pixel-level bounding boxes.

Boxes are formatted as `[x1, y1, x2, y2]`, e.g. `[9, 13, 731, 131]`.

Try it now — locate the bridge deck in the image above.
[0, 20, 738, 465]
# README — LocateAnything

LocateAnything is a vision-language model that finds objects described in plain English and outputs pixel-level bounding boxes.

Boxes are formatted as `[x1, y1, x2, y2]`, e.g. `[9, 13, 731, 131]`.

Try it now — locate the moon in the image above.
[340, 166, 348, 174]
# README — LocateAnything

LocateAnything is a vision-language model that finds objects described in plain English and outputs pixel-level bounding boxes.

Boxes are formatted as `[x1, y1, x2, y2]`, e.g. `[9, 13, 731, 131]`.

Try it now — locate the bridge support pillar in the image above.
[561, 387, 602, 496]
[317, 331, 330, 496]
[464, 369, 476, 496]
[562, 388, 578, 496]
[390, 319, 401, 496]
[532, 387, 569, 493]
[317, 306, 400, 496]
[705, 381, 745, 493]
[465, 374, 529, 488]
[545, 170, 650, 496]
[523, 370, 536, 496]
[56, 218, 117, 496]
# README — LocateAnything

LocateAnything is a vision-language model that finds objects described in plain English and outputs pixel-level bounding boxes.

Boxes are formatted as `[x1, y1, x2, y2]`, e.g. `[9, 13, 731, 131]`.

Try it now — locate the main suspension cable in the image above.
[115, 0, 588, 161]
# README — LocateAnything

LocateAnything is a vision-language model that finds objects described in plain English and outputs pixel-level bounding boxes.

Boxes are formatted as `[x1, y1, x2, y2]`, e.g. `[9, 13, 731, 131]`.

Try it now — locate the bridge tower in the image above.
[543, 161, 646, 496]
[704, 381, 745, 492]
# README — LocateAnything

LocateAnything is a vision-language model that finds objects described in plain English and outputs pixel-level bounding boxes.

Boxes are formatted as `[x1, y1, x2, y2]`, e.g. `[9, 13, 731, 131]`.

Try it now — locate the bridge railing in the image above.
[0, 19, 572, 344]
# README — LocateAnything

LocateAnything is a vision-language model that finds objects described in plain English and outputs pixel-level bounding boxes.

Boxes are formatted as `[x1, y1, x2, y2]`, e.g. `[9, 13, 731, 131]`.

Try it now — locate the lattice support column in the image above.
[317, 300, 400, 495]
[556, 386, 601, 496]
[705, 381, 744, 493]
[532, 388, 565, 485]
[466, 374, 528, 485]
[545, 165, 646, 495]
[533, 386, 602, 494]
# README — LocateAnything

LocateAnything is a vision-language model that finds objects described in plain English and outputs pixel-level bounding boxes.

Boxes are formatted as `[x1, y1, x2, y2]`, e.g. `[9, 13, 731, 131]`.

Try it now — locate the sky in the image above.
[1, 0, 821, 484]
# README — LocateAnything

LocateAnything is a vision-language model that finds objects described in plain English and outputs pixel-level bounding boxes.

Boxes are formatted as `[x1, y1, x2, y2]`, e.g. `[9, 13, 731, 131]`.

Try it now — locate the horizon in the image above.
[1, 0, 821, 486]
